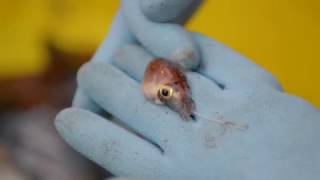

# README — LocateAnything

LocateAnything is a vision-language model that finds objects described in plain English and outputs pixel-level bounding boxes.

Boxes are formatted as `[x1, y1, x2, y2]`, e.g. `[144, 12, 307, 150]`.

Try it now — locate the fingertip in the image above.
[171, 47, 200, 70]
[140, 0, 194, 22]
[76, 62, 92, 88]
[55, 108, 85, 141]
[54, 108, 68, 129]
[55, 107, 75, 128]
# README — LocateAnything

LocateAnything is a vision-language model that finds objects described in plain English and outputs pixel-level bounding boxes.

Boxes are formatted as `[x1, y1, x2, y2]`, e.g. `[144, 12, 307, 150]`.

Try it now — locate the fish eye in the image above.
[161, 89, 169, 97]
[158, 86, 173, 99]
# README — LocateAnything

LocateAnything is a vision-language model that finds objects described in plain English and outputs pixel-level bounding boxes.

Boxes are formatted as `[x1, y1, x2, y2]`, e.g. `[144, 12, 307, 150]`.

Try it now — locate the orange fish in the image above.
[142, 58, 249, 130]
[142, 58, 194, 120]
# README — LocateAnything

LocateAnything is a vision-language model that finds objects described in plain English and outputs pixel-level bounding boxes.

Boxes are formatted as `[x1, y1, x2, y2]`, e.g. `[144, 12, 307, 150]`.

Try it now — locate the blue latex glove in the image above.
[56, 0, 320, 179]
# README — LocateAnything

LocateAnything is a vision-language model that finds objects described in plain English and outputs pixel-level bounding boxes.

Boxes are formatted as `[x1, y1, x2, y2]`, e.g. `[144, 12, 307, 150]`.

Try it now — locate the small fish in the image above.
[142, 58, 248, 130]
[142, 58, 194, 120]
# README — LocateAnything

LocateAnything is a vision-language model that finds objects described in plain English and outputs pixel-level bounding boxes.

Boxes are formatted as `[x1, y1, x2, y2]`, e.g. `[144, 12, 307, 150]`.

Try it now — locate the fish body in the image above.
[142, 58, 194, 120]
[142, 58, 249, 130]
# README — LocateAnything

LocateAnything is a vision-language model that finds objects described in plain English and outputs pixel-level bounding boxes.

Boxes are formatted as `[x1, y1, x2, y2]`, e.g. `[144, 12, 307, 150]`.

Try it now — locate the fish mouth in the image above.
[166, 97, 194, 120]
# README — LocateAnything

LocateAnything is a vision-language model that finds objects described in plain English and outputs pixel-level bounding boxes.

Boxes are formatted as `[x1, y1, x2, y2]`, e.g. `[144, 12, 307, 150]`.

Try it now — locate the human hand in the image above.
[56, 31, 320, 179]
[56, 0, 320, 179]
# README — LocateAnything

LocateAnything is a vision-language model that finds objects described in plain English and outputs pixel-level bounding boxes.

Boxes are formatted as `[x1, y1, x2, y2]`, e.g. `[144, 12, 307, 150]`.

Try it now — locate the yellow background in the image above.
[0, 0, 319, 107]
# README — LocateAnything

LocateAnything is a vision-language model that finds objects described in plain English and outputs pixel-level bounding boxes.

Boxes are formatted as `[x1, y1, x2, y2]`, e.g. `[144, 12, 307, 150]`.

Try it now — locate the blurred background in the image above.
[0, 0, 319, 179]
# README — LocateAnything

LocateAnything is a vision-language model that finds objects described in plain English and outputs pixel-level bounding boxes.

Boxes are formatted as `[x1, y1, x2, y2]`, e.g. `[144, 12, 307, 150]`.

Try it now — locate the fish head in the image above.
[142, 58, 194, 120]
[157, 82, 194, 119]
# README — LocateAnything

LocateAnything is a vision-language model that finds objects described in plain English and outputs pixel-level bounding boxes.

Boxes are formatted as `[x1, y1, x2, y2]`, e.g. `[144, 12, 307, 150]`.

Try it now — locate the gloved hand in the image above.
[56, 37, 320, 179]
[56, 0, 320, 179]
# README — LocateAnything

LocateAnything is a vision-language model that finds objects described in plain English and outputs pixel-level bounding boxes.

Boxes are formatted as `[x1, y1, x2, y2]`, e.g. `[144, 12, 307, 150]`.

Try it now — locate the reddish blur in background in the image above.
[0, 0, 319, 180]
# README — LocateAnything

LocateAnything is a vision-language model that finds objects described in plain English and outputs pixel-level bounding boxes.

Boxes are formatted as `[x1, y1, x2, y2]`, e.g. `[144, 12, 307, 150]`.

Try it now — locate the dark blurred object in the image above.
[0, 44, 90, 110]
[1, 106, 104, 180]
[0, 47, 109, 179]
[0, 75, 47, 111]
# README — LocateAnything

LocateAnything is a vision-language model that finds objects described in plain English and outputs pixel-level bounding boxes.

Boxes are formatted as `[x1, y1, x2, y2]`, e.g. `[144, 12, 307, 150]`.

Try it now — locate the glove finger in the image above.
[192, 33, 283, 91]
[77, 62, 192, 149]
[55, 108, 168, 177]
[73, 11, 135, 110]
[121, 0, 200, 70]
[140, 0, 194, 23]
